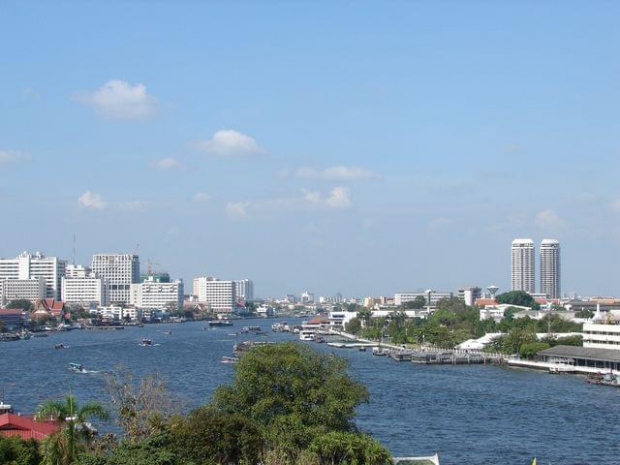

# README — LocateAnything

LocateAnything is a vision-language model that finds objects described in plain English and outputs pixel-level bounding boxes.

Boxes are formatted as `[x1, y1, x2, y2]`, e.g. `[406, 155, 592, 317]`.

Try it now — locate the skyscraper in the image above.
[511, 239, 535, 293]
[540, 239, 561, 299]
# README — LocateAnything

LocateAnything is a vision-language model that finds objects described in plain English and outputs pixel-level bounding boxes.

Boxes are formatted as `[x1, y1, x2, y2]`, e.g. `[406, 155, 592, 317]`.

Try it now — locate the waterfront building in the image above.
[458, 286, 482, 306]
[130, 277, 184, 310]
[235, 279, 254, 302]
[193, 277, 236, 313]
[540, 239, 561, 299]
[91, 305, 139, 322]
[91, 253, 140, 305]
[0, 412, 60, 440]
[0, 251, 66, 300]
[511, 239, 535, 293]
[61, 276, 108, 307]
[394, 291, 453, 306]
[0, 309, 27, 330]
[0, 278, 46, 304]
[583, 313, 620, 350]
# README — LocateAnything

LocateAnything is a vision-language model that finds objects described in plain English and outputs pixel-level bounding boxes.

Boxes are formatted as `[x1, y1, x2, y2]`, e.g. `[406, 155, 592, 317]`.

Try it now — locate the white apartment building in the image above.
[0, 278, 46, 304]
[511, 239, 535, 293]
[235, 279, 254, 302]
[300, 291, 315, 304]
[458, 286, 482, 306]
[0, 251, 66, 300]
[130, 277, 184, 310]
[193, 277, 236, 313]
[394, 291, 453, 306]
[540, 239, 561, 299]
[61, 276, 108, 307]
[91, 254, 140, 304]
[65, 264, 91, 278]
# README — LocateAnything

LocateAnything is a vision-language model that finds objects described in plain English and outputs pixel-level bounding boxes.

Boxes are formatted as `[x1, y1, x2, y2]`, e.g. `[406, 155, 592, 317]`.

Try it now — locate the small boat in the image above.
[165, 331, 172, 335]
[372, 347, 388, 356]
[54, 343, 67, 349]
[587, 372, 620, 387]
[140, 339, 153, 347]
[209, 320, 233, 327]
[68, 362, 86, 373]
[221, 355, 239, 364]
[359, 346, 367, 352]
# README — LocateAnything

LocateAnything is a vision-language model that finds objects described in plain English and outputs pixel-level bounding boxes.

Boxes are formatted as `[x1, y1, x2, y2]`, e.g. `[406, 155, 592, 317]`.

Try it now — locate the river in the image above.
[1, 319, 618, 465]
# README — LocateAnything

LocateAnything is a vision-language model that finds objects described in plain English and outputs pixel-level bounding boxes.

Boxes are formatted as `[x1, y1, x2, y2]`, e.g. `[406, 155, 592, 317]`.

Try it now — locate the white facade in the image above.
[0, 278, 46, 304]
[130, 278, 184, 310]
[0, 251, 66, 300]
[300, 291, 315, 304]
[511, 239, 535, 293]
[193, 277, 236, 313]
[394, 291, 453, 306]
[235, 279, 254, 302]
[66, 264, 91, 279]
[91, 254, 140, 304]
[91, 305, 139, 322]
[583, 319, 620, 350]
[540, 239, 561, 299]
[61, 276, 108, 307]
[458, 286, 482, 306]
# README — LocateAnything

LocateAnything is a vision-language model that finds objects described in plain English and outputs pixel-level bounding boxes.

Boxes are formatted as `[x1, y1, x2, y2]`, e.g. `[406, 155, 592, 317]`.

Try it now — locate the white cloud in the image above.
[0, 150, 30, 165]
[226, 202, 250, 220]
[536, 209, 566, 231]
[427, 217, 452, 232]
[289, 165, 378, 181]
[195, 130, 265, 157]
[78, 191, 107, 210]
[194, 192, 211, 202]
[74, 79, 158, 120]
[303, 186, 352, 210]
[117, 200, 147, 212]
[151, 157, 180, 170]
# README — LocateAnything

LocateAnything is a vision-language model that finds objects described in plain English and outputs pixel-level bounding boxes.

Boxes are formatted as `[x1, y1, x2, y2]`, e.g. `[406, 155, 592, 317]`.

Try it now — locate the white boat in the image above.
[221, 356, 239, 364]
[140, 339, 153, 347]
[299, 330, 316, 341]
[372, 347, 388, 356]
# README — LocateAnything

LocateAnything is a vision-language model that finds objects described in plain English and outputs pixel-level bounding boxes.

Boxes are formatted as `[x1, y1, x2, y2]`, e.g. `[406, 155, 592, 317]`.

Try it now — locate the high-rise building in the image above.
[0, 251, 66, 300]
[235, 279, 254, 303]
[193, 277, 236, 313]
[511, 239, 535, 293]
[91, 254, 140, 304]
[540, 239, 561, 299]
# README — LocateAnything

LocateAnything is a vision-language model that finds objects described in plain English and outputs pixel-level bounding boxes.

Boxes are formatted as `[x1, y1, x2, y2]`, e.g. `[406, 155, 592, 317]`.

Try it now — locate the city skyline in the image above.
[1, 2, 619, 297]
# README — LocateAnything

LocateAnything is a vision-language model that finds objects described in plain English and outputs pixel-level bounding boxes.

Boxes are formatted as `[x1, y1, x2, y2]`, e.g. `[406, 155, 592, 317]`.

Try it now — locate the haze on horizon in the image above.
[1, 2, 618, 298]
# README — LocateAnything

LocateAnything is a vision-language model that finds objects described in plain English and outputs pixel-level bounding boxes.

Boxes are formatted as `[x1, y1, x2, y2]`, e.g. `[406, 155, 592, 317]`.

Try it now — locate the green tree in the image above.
[495, 291, 540, 310]
[356, 308, 372, 328]
[435, 297, 467, 313]
[212, 342, 369, 453]
[6, 299, 33, 311]
[345, 317, 362, 335]
[309, 431, 392, 465]
[519, 342, 550, 359]
[403, 296, 426, 309]
[36, 394, 109, 465]
[169, 408, 263, 465]
[0, 435, 41, 465]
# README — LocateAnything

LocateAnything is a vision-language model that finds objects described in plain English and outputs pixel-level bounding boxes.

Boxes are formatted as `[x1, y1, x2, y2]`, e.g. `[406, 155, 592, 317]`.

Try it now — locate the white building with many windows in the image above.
[61, 276, 108, 307]
[130, 277, 184, 310]
[91, 254, 140, 304]
[540, 239, 561, 299]
[583, 312, 620, 350]
[394, 291, 453, 306]
[235, 279, 254, 303]
[0, 278, 46, 304]
[193, 277, 236, 313]
[511, 239, 535, 293]
[65, 264, 91, 279]
[0, 251, 66, 300]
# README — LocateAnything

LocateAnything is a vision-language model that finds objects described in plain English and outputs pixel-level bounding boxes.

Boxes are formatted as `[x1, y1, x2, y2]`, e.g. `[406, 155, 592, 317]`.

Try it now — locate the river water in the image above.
[1, 319, 618, 465]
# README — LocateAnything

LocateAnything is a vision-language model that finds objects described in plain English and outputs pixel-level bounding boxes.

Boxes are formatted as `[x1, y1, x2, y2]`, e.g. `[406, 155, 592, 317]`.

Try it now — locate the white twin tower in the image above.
[511, 238, 560, 299]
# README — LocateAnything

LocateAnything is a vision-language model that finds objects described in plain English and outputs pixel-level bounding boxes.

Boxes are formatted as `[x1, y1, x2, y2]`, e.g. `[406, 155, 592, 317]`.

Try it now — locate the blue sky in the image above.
[1, 1, 619, 298]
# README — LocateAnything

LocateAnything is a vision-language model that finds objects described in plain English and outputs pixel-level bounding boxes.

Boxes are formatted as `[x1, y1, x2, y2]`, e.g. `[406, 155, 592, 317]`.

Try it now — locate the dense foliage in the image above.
[495, 291, 541, 310]
[11, 342, 392, 465]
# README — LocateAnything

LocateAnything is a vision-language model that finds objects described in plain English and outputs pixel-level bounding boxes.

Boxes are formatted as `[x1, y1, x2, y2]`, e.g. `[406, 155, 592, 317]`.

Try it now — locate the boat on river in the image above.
[221, 355, 239, 364]
[68, 362, 87, 373]
[140, 339, 153, 347]
[587, 372, 620, 387]
[209, 320, 233, 327]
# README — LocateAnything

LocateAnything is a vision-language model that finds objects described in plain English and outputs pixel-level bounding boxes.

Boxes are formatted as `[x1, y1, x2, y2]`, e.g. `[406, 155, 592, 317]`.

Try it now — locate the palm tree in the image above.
[35, 394, 109, 465]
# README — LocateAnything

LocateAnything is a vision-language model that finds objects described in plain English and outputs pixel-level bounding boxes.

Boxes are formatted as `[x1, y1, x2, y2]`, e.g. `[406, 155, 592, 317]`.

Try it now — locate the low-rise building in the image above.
[130, 278, 183, 310]
[394, 291, 453, 307]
